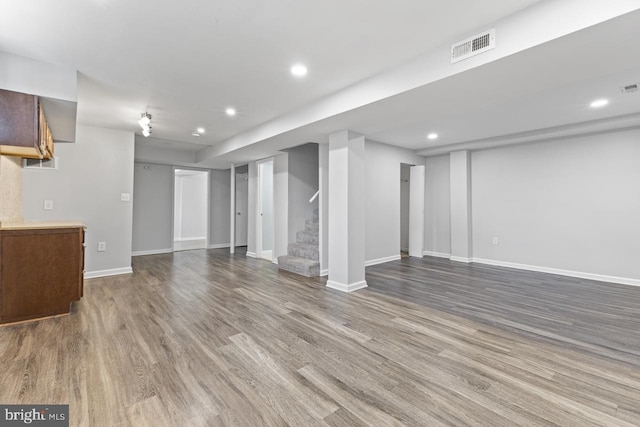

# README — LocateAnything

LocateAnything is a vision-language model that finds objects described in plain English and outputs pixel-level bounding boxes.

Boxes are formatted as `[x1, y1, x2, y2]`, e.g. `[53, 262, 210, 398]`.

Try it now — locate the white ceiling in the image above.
[0, 0, 538, 147]
[2, 0, 639, 168]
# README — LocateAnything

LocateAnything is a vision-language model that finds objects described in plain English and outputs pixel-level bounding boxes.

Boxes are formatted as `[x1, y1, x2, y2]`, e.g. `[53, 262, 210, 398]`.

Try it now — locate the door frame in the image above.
[171, 167, 211, 252]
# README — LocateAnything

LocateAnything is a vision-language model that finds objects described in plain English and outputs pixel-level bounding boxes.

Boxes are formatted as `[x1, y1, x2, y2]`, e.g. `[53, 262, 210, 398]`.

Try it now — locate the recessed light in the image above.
[191, 132, 200, 137]
[225, 107, 236, 117]
[196, 127, 205, 134]
[590, 99, 609, 108]
[427, 133, 438, 140]
[290, 64, 308, 77]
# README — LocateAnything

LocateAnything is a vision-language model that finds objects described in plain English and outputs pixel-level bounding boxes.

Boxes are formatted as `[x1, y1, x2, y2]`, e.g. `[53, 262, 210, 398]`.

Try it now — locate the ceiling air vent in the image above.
[451, 28, 496, 63]
[621, 83, 638, 94]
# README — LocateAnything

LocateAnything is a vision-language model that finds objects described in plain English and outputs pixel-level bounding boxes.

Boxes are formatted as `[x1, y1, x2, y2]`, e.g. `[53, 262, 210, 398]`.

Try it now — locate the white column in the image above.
[327, 130, 367, 292]
[450, 150, 472, 262]
[273, 153, 289, 262]
[318, 143, 329, 276]
[229, 164, 236, 254]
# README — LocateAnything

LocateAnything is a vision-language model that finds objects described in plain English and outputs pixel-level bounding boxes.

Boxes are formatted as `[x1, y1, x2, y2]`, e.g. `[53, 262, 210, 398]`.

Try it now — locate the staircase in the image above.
[277, 208, 320, 277]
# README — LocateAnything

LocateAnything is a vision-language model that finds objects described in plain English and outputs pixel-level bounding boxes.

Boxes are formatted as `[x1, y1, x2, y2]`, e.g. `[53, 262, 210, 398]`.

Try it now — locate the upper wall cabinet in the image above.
[0, 88, 54, 159]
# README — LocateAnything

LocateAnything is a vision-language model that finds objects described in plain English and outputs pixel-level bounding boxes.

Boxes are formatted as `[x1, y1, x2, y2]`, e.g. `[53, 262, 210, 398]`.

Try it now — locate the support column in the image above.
[450, 150, 472, 262]
[229, 164, 236, 254]
[327, 130, 367, 292]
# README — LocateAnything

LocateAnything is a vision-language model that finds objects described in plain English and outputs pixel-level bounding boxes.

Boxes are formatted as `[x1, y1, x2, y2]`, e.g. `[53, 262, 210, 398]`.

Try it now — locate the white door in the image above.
[408, 165, 425, 257]
[257, 159, 274, 261]
[235, 170, 248, 246]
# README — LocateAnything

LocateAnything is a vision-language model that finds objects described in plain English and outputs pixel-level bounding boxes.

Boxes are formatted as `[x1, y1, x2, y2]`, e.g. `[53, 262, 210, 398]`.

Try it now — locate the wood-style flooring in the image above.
[0, 249, 639, 426]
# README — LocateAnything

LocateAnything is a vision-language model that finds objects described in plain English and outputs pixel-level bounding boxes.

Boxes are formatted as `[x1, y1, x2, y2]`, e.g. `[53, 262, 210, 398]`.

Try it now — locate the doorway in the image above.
[235, 165, 249, 248]
[257, 159, 274, 261]
[173, 169, 209, 251]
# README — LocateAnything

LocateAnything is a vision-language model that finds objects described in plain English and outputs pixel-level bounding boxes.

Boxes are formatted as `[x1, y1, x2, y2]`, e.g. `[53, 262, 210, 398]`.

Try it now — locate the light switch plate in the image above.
[120, 193, 131, 202]
[43, 200, 53, 210]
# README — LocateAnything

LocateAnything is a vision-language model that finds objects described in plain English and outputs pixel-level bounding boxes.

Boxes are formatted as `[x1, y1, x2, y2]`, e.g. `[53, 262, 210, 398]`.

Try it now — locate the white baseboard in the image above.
[174, 236, 207, 241]
[320, 269, 329, 277]
[472, 257, 640, 288]
[85, 267, 133, 279]
[260, 250, 273, 261]
[422, 251, 452, 259]
[132, 248, 173, 257]
[174, 239, 207, 251]
[450, 256, 472, 263]
[246, 251, 257, 258]
[365, 255, 401, 267]
[208, 243, 231, 249]
[326, 280, 368, 293]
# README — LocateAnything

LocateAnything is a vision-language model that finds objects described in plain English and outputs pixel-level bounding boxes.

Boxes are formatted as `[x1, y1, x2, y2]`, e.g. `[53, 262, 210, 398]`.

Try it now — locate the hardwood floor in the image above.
[0, 249, 638, 426]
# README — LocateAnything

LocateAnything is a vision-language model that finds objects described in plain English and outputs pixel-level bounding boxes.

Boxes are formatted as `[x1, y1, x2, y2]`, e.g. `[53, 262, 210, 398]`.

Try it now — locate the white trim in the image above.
[326, 280, 368, 293]
[174, 236, 207, 242]
[423, 251, 452, 259]
[472, 258, 640, 288]
[260, 250, 273, 261]
[246, 251, 257, 258]
[365, 255, 401, 267]
[450, 256, 472, 263]
[320, 269, 329, 277]
[208, 243, 231, 249]
[84, 267, 133, 279]
[132, 248, 172, 257]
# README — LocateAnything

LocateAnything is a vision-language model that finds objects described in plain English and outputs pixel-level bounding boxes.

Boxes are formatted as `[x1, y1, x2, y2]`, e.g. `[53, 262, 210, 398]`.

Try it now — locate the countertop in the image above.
[0, 220, 86, 230]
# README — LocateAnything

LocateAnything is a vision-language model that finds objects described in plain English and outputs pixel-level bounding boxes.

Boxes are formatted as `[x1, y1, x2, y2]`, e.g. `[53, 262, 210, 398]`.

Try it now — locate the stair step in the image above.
[305, 219, 319, 232]
[288, 242, 319, 261]
[312, 208, 319, 221]
[277, 256, 320, 277]
[296, 230, 319, 245]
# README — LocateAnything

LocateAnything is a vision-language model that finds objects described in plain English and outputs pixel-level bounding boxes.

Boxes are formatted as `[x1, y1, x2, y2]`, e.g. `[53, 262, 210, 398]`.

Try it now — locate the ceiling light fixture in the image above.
[138, 112, 152, 137]
[225, 107, 236, 117]
[196, 127, 205, 134]
[590, 99, 609, 108]
[191, 132, 200, 137]
[290, 64, 308, 77]
[427, 133, 439, 140]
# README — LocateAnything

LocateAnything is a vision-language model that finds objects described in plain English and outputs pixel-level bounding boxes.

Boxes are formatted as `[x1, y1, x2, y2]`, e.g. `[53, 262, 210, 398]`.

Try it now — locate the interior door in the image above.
[235, 170, 248, 246]
[258, 160, 274, 261]
[408, 165, 425, 257]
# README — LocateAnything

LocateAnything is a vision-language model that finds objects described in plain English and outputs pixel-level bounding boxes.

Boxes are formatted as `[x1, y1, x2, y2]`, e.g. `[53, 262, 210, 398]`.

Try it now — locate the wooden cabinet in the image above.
[0, 88, 54, 159]
[0, 222, 85, 325]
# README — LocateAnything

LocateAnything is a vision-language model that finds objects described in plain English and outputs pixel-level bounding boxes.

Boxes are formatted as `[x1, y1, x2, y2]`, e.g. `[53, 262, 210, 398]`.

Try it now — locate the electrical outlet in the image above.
[120, 193, 131, 202]
[492, 237, 499, 245]
[97, 241, 106, 252]
[43, 200, 53, 210]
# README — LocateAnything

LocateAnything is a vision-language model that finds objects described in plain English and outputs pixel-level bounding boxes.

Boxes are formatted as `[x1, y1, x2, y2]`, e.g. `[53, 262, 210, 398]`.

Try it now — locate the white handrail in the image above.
[309, 190, 319, 203]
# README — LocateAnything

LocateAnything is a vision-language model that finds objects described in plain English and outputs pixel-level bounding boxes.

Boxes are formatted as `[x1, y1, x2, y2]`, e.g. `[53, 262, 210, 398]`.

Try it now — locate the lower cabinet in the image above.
[0, 224, 85, 325]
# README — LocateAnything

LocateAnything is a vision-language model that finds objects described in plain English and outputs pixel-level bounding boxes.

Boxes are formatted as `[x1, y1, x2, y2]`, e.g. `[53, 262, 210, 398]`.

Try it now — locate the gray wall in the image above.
[22, 126, 135, 275]
[424, 155, 451, 255]
[132, 163, 173, 253]
[287, 143, 319, 241]
[210, 169, 231, 247]
[471, 128, 640, 280]
[364, 140, 424, 263]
